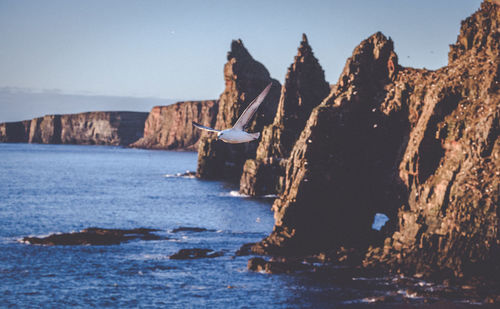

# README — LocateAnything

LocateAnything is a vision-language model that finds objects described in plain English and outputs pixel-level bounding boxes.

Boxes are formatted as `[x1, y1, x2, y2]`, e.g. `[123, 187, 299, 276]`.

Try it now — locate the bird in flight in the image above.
[192, 83, 272, 144]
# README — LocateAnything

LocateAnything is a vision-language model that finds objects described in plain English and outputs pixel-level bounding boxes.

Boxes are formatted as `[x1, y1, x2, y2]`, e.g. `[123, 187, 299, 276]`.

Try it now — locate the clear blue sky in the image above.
[0, 0, 483, 101]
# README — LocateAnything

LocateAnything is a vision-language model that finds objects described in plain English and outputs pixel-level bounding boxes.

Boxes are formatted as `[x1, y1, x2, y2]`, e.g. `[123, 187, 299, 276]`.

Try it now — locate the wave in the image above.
[219, 191, 250, 198]
[163, 170, 196, 179]
[219, 191, 278, 198]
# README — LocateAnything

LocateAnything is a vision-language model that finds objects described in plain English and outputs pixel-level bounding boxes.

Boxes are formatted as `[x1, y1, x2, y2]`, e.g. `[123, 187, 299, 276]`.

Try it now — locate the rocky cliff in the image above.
[239, 34, 331, 196]
[0, 111, 148, 146]
[0, 120, 31, 142]
[248, 1, 499, 282]
[196, 39, 281, 181]
[131, 100, 218, 151]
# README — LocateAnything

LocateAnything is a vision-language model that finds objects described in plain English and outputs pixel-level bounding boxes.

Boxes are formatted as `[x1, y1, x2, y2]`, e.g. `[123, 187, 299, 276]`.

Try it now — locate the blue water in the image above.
[0, 144, 481, 308]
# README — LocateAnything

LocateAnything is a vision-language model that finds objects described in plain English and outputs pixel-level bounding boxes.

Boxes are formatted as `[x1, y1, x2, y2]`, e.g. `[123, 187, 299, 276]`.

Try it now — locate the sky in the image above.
[0, 0, 483, 104]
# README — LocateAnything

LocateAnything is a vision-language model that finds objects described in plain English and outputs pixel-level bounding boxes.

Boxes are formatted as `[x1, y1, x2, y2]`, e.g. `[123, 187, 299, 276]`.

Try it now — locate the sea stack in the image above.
[196, 39, 281, 181]
[239, 34, 331, 196]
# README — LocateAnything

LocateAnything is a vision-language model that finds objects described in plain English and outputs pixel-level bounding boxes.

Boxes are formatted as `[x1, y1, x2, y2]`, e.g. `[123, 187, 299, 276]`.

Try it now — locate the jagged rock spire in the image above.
[197, 39, 281, 181]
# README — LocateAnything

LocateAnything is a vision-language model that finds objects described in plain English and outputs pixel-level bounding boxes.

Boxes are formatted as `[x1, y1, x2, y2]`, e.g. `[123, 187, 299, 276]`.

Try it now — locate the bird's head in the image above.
[217, 132, 223, 140]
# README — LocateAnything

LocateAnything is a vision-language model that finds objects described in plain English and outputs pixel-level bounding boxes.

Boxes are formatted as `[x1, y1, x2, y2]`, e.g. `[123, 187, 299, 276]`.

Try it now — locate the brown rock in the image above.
[253, 31, 405, 256]
[0, 120, 31, 142]
[240, 34, 330, 196]
[60, 112, 148, 146]
[196, 39, 281, 182]
[366, 1, 500, 280]
[251, 1, 499, 282]
[130, 100, 218, 150]
[1, 111, 148, 146]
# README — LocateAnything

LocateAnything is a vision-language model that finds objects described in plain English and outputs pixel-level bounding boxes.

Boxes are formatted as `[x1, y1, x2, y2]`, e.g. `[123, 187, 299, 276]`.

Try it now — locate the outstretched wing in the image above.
[232, 83, 272, 130]
[192, 122, 220, 133]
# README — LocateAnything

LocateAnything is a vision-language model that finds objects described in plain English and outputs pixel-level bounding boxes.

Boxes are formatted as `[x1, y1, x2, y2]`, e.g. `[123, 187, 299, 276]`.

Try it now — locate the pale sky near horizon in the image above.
[0, 0, 483, 101]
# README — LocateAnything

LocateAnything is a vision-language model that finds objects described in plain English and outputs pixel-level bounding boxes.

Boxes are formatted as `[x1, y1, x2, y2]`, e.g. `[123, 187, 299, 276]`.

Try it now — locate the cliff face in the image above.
[0, 120, 31, 142]
[252, 32, 405, 255]
[251, 1, 499, 281]
[131, 100, 218, 151]
[196, 40, 281, 181]
[365, 1, 499, 280]
[239, 34, 330, 196]
[0, 111, 148, 146]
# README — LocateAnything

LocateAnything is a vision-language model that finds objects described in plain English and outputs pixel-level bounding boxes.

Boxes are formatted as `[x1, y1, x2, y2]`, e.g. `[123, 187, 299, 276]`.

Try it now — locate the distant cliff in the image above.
[245, 0, 499, 282]
[0, 111, 148, 146]
[131, 100, 218, 151]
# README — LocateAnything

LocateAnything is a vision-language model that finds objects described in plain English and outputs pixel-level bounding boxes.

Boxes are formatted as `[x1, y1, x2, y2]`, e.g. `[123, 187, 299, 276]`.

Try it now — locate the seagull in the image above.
[192, 83, 272, 144]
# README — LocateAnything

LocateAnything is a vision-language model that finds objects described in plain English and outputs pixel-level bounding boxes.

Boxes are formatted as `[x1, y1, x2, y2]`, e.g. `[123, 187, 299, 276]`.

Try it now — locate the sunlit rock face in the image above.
[196, 39, 281, 182]
[239, 34, 331, 196]
[131, 100, 218, 151]
[0, 112, 149, 146]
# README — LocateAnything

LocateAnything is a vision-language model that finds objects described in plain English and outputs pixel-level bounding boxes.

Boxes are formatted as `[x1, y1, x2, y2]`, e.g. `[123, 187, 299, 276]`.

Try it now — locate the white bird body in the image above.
[217, 129, 260, 144]
[192, 83, 272, 144]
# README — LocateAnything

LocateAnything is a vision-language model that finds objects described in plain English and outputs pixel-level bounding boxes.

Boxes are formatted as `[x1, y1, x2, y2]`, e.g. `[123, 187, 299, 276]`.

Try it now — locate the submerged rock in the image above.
[169, 248, 224, 260]
[22, 227, 163, 245]
[170, 227, 212, 233]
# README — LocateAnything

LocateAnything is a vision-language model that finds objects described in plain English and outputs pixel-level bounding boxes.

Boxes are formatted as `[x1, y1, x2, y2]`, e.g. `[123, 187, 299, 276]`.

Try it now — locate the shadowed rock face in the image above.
[0, 120, 31, 142]
[250, 1, 499, 282]
[239, 34, 331, 196]
[196, 39, 281, 181]
[0, 112, 148, 146]
[252, 32, 405, 256]
[131, 100, 218, 151]
[22, 228, 163, 245]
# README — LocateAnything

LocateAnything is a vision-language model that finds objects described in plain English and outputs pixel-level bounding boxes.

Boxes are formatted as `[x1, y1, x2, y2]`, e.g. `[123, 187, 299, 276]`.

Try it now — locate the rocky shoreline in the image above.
[197, 0, 499, 289]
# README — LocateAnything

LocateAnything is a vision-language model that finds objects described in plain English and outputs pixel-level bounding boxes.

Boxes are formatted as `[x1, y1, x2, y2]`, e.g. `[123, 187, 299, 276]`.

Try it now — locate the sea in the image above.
[0, 144, 486, 308]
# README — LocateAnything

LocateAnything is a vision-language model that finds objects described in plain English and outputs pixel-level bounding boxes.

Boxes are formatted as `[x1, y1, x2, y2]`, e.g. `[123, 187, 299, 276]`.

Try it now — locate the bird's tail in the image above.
[250, 132, 260, 140]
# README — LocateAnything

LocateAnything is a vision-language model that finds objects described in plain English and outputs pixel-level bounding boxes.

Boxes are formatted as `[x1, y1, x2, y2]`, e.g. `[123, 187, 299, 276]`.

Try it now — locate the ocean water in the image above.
[0, 144, 483, 308]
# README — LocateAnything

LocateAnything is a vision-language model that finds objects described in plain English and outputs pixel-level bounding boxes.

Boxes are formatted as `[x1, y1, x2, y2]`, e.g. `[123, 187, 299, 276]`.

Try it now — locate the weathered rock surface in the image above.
[364, 1, 499, 280]
[131, 100, 218, 151]
[196, 39, 281, 181]
[239, 34, 330, 196]
[249, 1, 499, 282]
[0, 111, 148, 146]
[0, 120, 31, 142]
[22, 228, 162, 245]
[251, 31, 404, 256]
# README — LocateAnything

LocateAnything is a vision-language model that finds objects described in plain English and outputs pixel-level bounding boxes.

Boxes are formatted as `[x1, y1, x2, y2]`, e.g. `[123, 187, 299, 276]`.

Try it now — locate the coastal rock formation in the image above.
[0, 120, 31, 142]
[60, 112, 148, 146]
[365, 1, 499, 280]
[29, 115, 62, 144]
[196, 39, 281, 181]
[22, 228, 163, 245]
[131, 100, 218, 151]
[240, 34, 330, 196]
[251, 32, 404, 256]
[249, 1, 499, 282]
[0, 111, 148, 146]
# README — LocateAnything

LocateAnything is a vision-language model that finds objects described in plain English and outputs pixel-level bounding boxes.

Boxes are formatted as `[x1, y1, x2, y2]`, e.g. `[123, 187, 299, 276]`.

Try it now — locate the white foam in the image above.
[219, 191, 250, 198]
[163, 170, 196, 179]
[260, 194, 278, 198]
